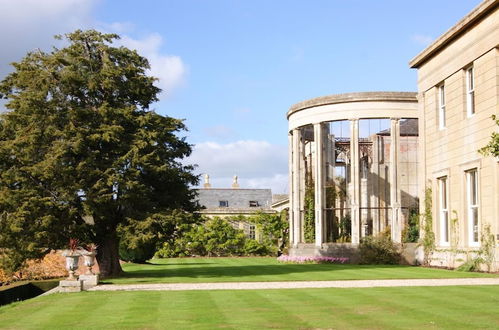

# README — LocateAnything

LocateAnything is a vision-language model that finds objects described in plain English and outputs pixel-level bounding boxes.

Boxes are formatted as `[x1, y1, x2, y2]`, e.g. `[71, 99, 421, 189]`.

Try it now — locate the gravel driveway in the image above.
[87, 277, 499, 292]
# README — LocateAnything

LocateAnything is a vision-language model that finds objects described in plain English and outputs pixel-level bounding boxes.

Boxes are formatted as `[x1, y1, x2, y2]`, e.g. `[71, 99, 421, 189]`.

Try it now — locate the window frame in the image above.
[219, 200, 229, 208]
[438, 176, 449, 246]
[249, 224, 256, 240]
[438, 84, 446, 129]
[466, 66, 475, 117]
[249, 200, 260, 207]
[466, 169, 479, 246]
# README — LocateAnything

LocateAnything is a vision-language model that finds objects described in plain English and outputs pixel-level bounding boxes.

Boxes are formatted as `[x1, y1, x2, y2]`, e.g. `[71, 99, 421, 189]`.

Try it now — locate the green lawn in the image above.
[105, 257, 496, 284]
[1, 286, 499, 329]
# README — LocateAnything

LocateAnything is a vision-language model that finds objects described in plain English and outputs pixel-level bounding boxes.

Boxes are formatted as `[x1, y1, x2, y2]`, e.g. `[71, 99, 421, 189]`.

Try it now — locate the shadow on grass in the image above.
[106, 263, 414, 282]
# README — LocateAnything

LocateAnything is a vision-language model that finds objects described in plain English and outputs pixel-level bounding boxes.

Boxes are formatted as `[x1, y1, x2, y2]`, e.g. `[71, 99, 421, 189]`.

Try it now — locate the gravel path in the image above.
[87, 277, 499, 292]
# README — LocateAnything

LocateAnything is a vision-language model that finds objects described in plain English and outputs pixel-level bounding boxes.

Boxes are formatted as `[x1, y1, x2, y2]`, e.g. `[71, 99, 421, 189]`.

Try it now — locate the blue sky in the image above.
[0, 0, 483, 193]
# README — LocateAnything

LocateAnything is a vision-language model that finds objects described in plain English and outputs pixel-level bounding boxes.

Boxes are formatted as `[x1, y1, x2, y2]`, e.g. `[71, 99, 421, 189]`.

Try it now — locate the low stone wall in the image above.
[428, 248, 499, 272]
[289, 242, 421, 265]
[289, 243, 361, 263]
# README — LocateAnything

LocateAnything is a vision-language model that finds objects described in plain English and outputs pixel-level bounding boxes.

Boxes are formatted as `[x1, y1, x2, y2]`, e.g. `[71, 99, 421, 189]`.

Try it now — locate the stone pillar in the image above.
[292, 129, 302, 246]
[314, 123, 325, 247]
[350, 119, 360, 244]
[288, 133, 294, 246]
[390, 118, 402, 243]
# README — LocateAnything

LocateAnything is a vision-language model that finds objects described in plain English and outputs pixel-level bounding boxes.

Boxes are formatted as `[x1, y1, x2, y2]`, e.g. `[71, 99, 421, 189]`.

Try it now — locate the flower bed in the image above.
[277, 255, 349, 264]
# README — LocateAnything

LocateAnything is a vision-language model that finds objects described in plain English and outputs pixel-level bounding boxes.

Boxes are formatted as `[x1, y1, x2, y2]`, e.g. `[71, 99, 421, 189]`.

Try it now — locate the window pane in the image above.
[441, 178, 447, 208]
[470, 171, 477, 205]
[443, 211, 449, 242]
[440, 85, 445, 105]
[472, 207, 478, 242]
[468, 68, 474, 90]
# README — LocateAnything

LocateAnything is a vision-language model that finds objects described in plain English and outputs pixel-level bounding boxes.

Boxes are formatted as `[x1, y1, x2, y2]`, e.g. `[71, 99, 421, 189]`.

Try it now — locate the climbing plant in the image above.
[420, 187, 436, 265]
[479, 115, 499, 157]
[479, 223, 496, 272]
[402, 207, 420, 243]
[303, 175, 315, 243]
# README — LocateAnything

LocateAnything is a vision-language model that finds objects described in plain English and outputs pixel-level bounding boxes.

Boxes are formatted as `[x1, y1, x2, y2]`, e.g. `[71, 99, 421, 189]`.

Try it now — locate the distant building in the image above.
[195, 175, 276, 240]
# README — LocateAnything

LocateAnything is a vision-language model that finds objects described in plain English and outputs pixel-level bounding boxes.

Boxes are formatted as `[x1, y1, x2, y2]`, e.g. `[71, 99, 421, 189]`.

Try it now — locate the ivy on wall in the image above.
[303, 175, 315, 243]
[420, 186, 436, 265]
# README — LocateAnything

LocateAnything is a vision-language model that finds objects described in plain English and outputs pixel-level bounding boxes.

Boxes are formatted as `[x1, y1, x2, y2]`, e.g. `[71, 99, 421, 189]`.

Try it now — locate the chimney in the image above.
[203, 174, 211, 188]
[231, 175, 240, 188]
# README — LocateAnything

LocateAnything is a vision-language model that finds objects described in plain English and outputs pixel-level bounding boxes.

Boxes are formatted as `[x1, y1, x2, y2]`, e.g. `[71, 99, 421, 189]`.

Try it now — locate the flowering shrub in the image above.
[0, 251, 67, 286]
[277, 255, 349, 264]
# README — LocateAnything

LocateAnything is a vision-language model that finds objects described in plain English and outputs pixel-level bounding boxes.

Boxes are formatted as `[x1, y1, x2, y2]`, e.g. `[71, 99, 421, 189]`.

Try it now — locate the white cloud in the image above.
[411, 34, 434, 46]
[245, 174, 289, 194]
[0, 0, 95, 78]
[204, 125, 236, 139]
[119, 34, 186, 94]
[0, 0, 186, 97]
[187, 140, 288, 193]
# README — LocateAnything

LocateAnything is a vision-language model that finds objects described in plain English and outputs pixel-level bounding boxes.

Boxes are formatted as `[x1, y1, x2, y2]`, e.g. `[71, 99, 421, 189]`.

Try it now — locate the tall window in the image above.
[466, 67, 475, 116]
[438, 84, 446, 129]
[466, 169, 479, 246]
[438, 177, 449, 245]
[249, 224, 256, 240]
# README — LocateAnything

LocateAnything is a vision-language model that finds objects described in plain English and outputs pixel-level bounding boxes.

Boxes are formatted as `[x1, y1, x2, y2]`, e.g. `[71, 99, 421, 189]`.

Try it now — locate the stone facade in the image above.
[287, 92, 419, 256]
[286, 1, 498, 266]
[195, 187, 275, 240]
[410, 0, 499, 270]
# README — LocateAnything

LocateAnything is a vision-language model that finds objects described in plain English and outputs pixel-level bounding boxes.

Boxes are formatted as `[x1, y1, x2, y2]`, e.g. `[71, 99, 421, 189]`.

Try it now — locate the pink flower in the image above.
[277, 255, 349, 264]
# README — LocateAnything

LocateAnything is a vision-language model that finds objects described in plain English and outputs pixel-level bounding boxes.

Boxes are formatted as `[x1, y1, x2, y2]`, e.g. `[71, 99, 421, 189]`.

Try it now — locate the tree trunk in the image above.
[96, 231, 123, 277]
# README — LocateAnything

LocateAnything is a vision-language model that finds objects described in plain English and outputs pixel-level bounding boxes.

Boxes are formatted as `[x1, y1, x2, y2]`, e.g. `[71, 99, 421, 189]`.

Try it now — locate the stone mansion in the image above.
[287, 0, 498, 270]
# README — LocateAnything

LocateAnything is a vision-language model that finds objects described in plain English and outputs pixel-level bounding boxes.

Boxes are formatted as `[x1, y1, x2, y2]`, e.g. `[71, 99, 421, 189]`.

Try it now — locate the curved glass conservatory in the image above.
[287, 92, 419, 255]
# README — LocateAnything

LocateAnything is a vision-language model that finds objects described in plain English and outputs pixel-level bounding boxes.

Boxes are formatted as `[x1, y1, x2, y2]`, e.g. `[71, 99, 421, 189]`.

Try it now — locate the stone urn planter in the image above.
[61, 251, 80, 280]
[82, 251, 97, 275]
[61, 238, 81, 280]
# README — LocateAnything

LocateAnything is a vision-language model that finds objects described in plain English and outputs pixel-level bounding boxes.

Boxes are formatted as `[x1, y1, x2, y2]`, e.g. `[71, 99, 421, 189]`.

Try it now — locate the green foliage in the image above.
[456, 256, 483, 272]
[203, 218, 246, 257]
[243, 239, 271, 256]
[402, 207, 419, 243]
[118, 212, 201, 263]
[359, 229, 401, 265]
[155, 215, 282, 258]
[478, 223, 496, 272]
[479, 115, 499, 157]
[456, 223, 496, 273]
[155, 217, 246, 258]
[303, 176, 315, 243]
[420, 187, 435, 265]
[248, 210, 288, 254]
[0, 30, 198, 276]
[338, 214, 352, 242]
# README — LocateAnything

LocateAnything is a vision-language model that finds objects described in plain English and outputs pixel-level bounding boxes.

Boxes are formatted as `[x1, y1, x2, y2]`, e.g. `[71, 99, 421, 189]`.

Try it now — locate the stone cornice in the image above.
[287, 91, 417, 119]
[409, 0, 499, 68]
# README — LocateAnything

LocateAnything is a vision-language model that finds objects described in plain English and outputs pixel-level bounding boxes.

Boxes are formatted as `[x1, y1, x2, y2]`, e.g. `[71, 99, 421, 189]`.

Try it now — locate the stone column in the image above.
[288, 133, 294, 246]
[390, 118, 402, 243]
[292, 129, 302, 246]
[314, 123, 325, 247]
[350, 119, 360, 244]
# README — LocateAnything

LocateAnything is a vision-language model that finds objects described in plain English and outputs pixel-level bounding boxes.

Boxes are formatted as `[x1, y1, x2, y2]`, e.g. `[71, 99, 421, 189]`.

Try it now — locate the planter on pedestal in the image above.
[61, 250, 80, 280]
[82, 251, 96, 275]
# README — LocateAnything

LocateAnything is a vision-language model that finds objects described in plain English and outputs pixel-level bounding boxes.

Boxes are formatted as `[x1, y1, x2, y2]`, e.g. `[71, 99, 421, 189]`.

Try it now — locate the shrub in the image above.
[243, 239, 270, 256]
[402, 208, 420, 243]
[204, 218, 246, 256]
[456, 257, 482, 272]
[359, 230, 400, 265]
